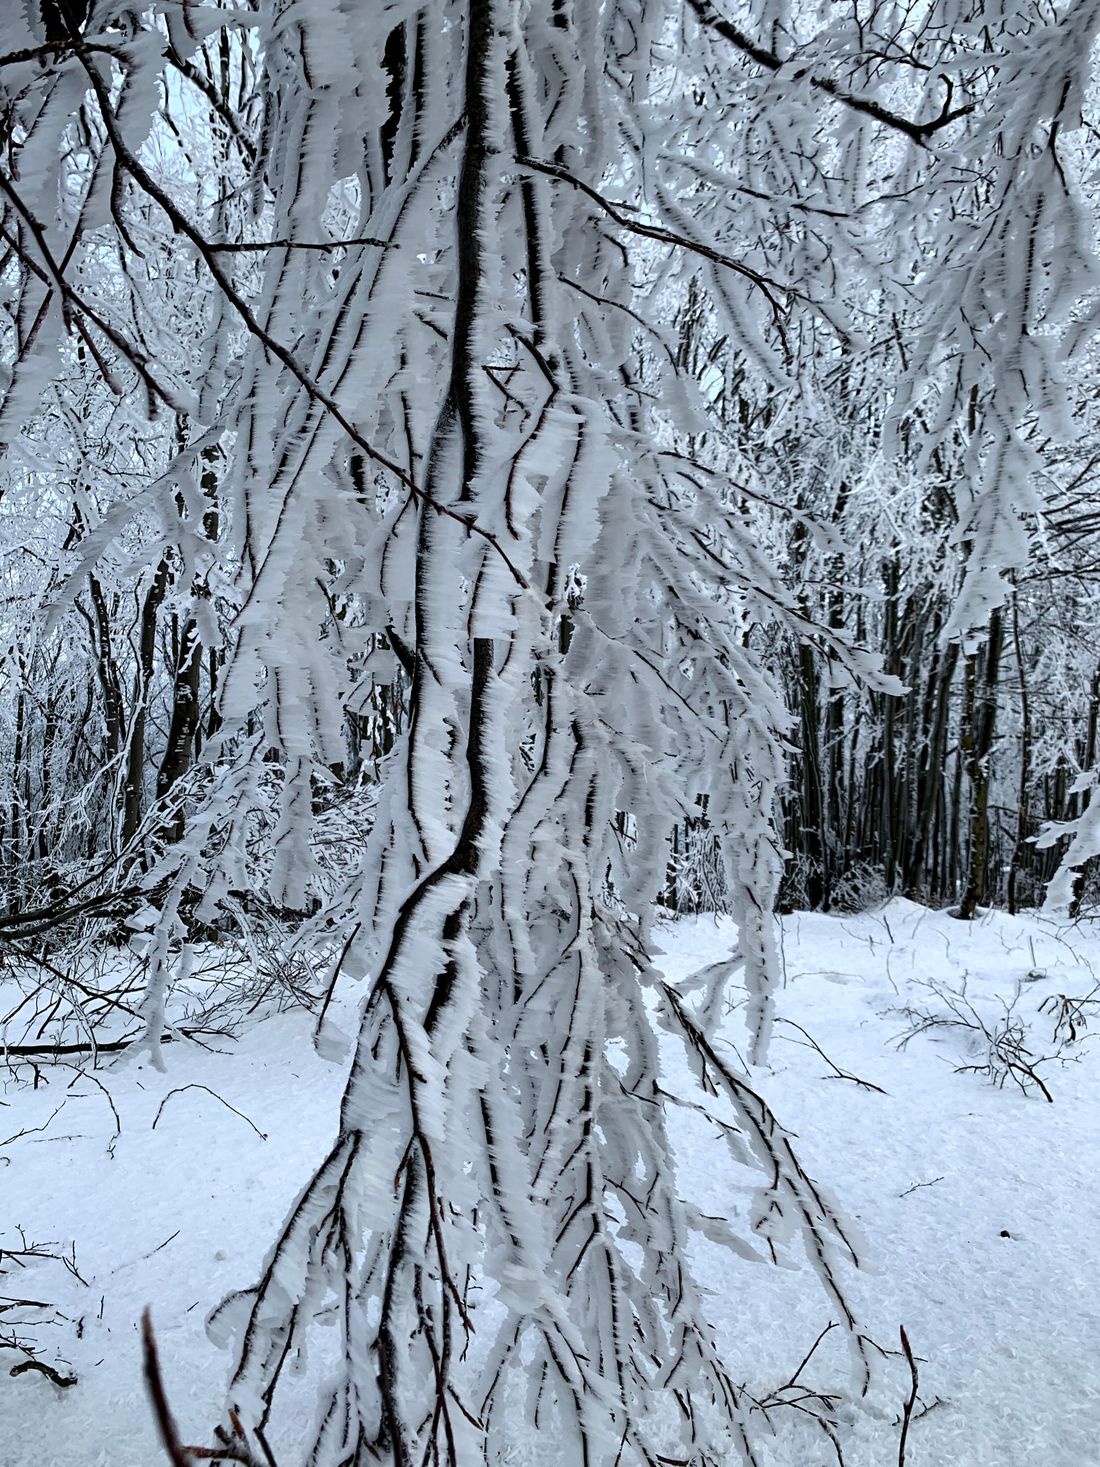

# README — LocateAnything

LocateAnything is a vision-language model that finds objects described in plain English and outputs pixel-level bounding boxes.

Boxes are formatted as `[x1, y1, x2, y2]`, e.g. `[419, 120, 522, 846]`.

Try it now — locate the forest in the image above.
[1, 2, 1099, 1466]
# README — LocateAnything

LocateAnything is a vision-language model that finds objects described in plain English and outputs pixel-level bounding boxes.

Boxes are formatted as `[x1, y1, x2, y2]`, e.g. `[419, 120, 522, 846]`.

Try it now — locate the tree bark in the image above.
[957, 606, 1004, 920]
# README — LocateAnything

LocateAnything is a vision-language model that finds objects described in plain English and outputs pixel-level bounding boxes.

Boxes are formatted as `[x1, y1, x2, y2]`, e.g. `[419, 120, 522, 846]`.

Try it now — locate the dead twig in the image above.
[898, 1326, 918, 1467]
[899, 1176, 944, 1198]
[746, 1324, 845, 1465]
[62, 1064, 121, 1152]
[776, 1018, 889, 1094]
[151, 1085, 266, 1141]
[207, 236, 391, 253]
[892, 981, 1057, 1102]
[142, 1310, 191, 1467]
[8, 1356, 77, 1387]
[0, 1103, 66, 1149]
[1039, 985, 1100, 1046]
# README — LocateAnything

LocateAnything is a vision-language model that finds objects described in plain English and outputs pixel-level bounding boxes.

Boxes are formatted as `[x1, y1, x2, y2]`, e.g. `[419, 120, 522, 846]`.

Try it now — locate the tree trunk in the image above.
[957, 606, 1005, 920]
[121, 557, 170, 854]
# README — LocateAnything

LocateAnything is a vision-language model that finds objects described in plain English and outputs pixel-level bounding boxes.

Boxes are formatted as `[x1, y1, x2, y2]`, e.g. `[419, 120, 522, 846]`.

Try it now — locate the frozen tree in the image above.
[184, 6, 879, 1462]
[4, 1, 1100, 1464]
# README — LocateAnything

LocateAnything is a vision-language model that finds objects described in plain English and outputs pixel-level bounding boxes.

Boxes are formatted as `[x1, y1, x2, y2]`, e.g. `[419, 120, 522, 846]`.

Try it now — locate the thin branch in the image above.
[207, 237, 392, 253]
[163, 44, 256, 167]
[3, 1036, 138, 1057]
[515, 155, 791, 322]
[685, 0, 975, 147]
[898, 1176, 945, 1198]
[897, 1326, 919, 1467]
[3, 1031, 221, 1069]
[775, 1017, 889, 1093]
[8, 1357, 77, 1387]
[151, 1085, 267, 1141]
[0, 40, 117, 67]
[0, 194, 187, 417]
[142, 1311, 193, 1467]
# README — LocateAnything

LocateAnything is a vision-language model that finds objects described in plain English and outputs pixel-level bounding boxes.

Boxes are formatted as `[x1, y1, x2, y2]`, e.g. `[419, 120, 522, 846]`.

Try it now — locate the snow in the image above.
[4, 900, 1100, 1466]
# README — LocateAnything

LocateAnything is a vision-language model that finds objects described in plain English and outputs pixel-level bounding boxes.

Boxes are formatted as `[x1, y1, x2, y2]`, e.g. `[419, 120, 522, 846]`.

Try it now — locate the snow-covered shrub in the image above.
[892, 980, 1063, 1101]
[830, 863, 891, 915]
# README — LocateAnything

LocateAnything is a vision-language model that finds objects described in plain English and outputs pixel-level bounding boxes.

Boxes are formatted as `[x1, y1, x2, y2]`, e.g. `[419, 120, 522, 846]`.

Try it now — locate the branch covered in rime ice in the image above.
[1037, 771, 1100, 911]
[877, 0, 1100, 637]
[167, 2, 864, 1461]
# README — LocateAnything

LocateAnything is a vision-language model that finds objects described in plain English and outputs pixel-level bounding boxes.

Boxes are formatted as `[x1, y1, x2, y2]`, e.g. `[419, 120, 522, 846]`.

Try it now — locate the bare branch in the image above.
[516, 154, 793, 324]
[685, 0, 976, 146]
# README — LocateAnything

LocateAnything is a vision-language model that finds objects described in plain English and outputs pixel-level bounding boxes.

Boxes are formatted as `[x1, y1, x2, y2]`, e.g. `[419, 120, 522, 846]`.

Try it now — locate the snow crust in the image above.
[4, 900, 1099, 1466]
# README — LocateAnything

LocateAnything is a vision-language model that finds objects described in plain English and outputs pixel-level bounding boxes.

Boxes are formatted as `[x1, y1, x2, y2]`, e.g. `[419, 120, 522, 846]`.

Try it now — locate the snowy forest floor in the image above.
[3, 900, 1099, 1467]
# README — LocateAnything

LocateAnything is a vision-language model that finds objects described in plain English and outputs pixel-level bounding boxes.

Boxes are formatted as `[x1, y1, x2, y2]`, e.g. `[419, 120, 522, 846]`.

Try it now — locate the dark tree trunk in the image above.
[121, 557, 170, 854]
[908, 638, 958, 901]
[957, 606, 1005, 920]
[156, 616, 202, 839]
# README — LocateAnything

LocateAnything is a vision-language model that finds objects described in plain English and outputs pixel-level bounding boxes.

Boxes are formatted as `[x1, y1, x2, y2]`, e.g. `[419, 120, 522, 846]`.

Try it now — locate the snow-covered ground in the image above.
[4, 900, 1099, 1466]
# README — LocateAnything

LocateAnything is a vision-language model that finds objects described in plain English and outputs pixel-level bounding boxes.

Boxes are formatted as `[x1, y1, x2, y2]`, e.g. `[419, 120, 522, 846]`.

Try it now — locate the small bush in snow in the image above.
[891, 980, 1061, 1102]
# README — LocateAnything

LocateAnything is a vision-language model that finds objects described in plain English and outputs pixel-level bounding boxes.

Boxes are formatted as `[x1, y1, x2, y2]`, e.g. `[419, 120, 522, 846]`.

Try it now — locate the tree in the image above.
[4, 2, 1100, 1464]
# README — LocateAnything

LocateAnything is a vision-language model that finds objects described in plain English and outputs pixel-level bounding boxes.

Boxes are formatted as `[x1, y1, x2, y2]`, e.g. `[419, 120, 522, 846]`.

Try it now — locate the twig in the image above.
[0, 40, 118, 68]
[899, 1176, 944, 1198]
[0, 881, 143, 937]
[685, 0, 975, 147]
[776, 1018, 889, 1093]
[63, 1064, 122, 1148]
[142, 1310, 191, 1467]
[2, 1028, 214, 1059]
[8, 1356, 77, 1387]
[107, 1231, 181, 1280]
[151, 1085, 266, 1141]
[0, 1103, 66, 1149]
[515, 155, 791, 326]
[892, 981, 1058, 1102]
[898, 1325, 918, 1467]
[207, 237, 391, 253]
[313, 921, 362, 1043]
[779, 1320, 839, 1393]
[62, 1242, 88, 1286]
